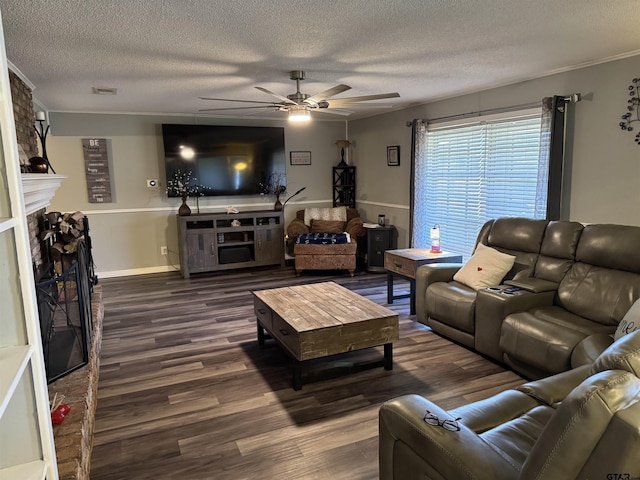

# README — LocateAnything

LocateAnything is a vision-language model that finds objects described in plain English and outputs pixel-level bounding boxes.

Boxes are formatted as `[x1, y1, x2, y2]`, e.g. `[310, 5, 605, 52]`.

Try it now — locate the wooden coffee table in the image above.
[385, 248, 463, 315]
[253, 281, 399, 390]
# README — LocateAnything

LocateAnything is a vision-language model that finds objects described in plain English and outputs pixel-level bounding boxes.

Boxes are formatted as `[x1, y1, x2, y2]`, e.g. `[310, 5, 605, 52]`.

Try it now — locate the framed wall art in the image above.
[387, 145, 400, 166]
[290, 151, 311, 165]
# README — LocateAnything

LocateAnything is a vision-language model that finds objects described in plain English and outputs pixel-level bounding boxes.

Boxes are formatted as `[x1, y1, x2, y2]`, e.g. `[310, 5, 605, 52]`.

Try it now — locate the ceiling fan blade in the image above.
[304, 84, 351, 105]
[199, 96, 277, 105]
[255, 86, 297, 105]
[314, 108, 353, 116]
[198, 105, 279, 112]
[325, 102, 396, 109]
[241, 109, 281, 117]
[326, 93, 401, 105]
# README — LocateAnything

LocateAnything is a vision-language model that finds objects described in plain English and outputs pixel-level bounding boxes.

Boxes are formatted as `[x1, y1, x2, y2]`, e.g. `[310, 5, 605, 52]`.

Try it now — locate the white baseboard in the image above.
[97, 264, 179, 278]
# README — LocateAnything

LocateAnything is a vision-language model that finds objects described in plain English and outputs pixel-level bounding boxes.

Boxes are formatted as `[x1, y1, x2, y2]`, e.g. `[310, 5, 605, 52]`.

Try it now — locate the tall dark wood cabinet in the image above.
[333, 166, 356, 208]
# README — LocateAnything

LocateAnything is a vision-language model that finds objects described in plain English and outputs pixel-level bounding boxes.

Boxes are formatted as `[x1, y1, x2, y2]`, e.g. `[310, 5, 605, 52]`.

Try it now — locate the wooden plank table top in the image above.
[253, 281, 399, 389]
[253, 281, 397, 332]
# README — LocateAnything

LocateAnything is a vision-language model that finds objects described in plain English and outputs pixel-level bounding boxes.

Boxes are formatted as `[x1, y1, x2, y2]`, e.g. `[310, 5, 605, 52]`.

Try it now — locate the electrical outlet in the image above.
[160, 246, 168, 256]
[147, 179, 158, 188]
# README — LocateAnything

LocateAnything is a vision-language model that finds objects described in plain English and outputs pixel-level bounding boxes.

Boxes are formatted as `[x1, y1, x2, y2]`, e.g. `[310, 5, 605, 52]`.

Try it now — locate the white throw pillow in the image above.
[614, 299, 640, 341]
[453, 243, 516, 290]
[303, 207, 347, 226]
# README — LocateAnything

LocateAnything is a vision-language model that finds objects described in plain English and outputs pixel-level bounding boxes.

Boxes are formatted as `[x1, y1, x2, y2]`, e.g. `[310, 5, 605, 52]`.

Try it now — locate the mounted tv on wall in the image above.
[162, 124, 285, 197]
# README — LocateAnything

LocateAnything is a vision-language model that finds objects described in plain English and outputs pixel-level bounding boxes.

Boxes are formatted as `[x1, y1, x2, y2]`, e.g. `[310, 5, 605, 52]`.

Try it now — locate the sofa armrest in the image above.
[345, 217, 365, 238]
[571, 333, 615, 368]
[449, 389, 542, 434]
[504, 278, 559, 293]
[415, 263, 463, 325]
[379, 394, 518, 480]
[475, 288, 556, 361]
[286, 218, 309, 237]
[517, 365, 591, 406]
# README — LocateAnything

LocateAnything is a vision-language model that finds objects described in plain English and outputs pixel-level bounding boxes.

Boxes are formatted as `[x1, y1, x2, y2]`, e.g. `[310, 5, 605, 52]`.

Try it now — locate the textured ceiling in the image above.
[1, 0, 639, 121]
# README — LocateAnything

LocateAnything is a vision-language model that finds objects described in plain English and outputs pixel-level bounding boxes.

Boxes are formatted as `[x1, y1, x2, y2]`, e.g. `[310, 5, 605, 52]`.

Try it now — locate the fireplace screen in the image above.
[36, 261, 91, 383]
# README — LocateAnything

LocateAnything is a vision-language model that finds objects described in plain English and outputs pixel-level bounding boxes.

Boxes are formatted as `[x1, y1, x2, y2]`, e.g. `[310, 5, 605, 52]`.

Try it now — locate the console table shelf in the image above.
[177, 210, 284, 278]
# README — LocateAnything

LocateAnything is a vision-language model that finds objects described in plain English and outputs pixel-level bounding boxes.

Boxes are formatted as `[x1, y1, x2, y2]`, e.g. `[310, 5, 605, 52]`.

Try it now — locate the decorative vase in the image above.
[178, 196, 191, 216]
[29, 156, 49, 173]
[273, 193, 282, 211]
[337, 147, 347, 166]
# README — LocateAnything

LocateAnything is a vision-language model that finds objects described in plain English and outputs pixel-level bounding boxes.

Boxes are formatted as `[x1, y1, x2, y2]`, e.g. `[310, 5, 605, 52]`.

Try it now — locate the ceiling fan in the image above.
[198, 70, 400, 120]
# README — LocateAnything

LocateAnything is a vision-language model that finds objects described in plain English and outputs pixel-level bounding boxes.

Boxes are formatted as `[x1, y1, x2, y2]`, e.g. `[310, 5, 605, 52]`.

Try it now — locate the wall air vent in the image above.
[92, 87, 117, 95]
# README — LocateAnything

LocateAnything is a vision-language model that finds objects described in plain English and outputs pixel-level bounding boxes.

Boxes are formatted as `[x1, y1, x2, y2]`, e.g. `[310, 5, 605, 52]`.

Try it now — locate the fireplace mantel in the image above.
[21, 173, 66, 215]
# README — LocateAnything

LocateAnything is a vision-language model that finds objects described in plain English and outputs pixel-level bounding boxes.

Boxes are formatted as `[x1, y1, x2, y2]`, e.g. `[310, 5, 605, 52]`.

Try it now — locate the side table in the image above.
[384, 248, 463, 315]
[364, 225, 397, 272]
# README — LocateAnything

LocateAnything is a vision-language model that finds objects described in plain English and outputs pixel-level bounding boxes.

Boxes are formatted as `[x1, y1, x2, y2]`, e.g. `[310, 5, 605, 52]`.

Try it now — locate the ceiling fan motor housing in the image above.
[288, 92, 309, 103]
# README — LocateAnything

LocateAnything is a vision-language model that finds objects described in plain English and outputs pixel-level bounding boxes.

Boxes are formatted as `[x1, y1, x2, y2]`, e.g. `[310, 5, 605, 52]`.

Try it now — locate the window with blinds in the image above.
[412, 110, 546, 259]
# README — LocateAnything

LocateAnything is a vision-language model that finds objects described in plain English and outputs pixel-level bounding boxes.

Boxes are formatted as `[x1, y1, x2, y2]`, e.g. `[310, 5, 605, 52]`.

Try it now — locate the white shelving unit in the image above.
[0, 8, 58, 479]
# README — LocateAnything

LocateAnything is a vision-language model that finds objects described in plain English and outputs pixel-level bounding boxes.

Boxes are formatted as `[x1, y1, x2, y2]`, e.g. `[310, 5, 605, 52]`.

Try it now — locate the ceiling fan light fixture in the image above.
[288, 105, 311, 122]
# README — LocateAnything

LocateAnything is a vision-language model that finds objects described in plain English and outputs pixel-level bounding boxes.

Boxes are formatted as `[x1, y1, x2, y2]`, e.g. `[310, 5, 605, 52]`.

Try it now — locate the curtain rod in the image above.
[405, 101, 539, 127]
[405, 94, 580, 127]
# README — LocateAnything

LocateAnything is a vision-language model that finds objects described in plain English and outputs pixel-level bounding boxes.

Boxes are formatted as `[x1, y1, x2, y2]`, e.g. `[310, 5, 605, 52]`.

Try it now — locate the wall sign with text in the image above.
[82, 138, 113, 203]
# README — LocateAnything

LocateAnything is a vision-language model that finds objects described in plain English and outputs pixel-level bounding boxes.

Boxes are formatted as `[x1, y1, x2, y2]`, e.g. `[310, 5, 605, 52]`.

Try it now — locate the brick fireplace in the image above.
[10, 68, 103, 480]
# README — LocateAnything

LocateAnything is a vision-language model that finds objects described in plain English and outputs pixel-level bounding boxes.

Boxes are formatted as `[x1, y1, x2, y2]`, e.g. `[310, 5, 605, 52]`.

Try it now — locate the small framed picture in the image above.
[387, 145, 400, 166]
[290, 151, 311, 165]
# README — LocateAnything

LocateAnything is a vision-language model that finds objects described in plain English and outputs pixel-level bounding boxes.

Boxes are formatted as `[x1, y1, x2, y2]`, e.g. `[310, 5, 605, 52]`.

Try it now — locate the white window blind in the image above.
[413, 110, 545, 259]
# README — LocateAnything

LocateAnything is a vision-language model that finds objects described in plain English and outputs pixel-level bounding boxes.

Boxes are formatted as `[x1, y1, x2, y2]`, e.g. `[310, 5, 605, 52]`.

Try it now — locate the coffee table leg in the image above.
[387, 273, 394, 304]
[384, 343, 393, 370]
[410, 279, 416, 315]
[292, 360, 302, 391]
[257, 322, 265, 346]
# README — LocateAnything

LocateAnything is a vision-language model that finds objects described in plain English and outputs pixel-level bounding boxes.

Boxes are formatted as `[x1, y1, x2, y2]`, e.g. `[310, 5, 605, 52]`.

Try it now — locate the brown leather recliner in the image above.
[379, 330, 640, 480]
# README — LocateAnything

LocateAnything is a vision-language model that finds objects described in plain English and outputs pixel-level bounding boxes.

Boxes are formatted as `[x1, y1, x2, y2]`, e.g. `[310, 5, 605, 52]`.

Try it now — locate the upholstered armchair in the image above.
[286, 207, 365, 276]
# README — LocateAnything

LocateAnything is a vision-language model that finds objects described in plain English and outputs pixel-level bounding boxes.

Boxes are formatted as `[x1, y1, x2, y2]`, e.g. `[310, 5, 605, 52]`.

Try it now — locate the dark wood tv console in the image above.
[177, 210, 284, 278]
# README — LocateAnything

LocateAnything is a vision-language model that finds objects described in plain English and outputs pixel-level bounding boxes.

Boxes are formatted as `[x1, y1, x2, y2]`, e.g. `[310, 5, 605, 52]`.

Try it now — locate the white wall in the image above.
[350, 54, 640, 249]
[46, 113, 345, 276]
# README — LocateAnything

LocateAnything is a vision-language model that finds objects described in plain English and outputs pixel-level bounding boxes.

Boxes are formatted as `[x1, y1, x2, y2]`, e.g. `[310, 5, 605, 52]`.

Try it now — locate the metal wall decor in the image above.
[618, 77, 640, 145]
[33, 111, 56, 173]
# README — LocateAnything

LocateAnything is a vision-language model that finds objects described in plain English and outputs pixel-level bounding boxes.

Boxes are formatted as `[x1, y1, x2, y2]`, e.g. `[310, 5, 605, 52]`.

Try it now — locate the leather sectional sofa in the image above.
[379, 330, 640, 479]
[416, 218, 640, 379]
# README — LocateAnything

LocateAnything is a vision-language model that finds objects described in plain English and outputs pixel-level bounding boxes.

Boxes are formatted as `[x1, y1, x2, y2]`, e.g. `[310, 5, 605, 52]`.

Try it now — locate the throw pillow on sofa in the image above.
[309, 219, 346, 234]
[453, 242, 516, 290]
[614, 299, 640, 340]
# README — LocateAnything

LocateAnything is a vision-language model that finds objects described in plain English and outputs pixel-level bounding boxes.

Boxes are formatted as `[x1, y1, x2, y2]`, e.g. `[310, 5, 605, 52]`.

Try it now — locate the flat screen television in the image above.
[162, 124, 285, 197]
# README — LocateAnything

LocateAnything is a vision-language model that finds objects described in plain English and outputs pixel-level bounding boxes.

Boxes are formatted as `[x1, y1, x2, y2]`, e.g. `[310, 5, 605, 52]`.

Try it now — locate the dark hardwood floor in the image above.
[90, 266, 523, 480]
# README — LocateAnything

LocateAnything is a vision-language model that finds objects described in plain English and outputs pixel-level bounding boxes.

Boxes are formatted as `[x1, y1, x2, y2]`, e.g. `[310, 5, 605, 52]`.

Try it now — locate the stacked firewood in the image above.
[41, 211, 86, 274]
